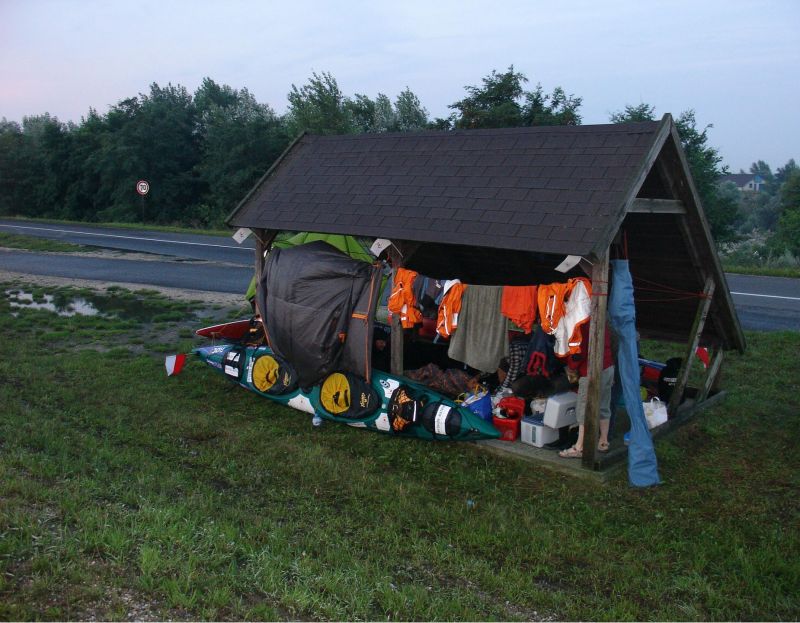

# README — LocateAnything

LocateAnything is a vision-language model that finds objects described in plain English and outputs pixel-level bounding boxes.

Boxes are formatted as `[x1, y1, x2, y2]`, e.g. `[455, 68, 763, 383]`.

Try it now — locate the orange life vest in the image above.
[537, 281, 571, 336]
[436, 280, 466, 338]
[388, 267, 422, 329]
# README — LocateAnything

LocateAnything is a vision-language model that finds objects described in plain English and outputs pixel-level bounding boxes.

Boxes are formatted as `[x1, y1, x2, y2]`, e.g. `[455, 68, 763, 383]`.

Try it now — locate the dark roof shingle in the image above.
[228, 121, 663, 256]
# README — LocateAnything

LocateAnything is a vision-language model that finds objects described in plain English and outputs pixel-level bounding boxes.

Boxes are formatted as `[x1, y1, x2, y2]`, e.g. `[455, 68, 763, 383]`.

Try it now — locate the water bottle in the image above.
[312, 413, 323, 427]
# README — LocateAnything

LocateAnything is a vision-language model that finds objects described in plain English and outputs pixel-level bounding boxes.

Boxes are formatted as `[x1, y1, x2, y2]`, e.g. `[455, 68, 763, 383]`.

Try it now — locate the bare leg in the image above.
[599, 419, 610, 447]
[575, 425, 584, 451]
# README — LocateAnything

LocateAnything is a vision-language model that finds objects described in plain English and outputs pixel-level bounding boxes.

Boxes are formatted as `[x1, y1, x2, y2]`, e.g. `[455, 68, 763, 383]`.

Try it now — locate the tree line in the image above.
[1, 66, 796, 255]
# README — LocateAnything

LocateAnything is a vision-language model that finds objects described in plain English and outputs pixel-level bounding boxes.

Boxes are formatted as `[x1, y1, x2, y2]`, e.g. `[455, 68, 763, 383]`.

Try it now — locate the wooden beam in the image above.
[698, 348, 724, 403]
[388, 245, 404, 376]
[629, 198, 686, 214]
[581, 249, 609, 470]
[253, 229, 277, 281]
[668, 277, 715, 416]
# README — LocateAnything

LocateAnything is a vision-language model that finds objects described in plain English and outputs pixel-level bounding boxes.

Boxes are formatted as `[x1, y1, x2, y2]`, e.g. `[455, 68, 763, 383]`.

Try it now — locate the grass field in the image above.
[0, 232, 89, 254]
[0, 281, 798, 621]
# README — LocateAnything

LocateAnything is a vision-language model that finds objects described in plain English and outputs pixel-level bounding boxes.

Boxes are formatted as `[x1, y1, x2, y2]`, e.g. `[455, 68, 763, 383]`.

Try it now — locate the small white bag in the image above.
[643, 397, 668, 429]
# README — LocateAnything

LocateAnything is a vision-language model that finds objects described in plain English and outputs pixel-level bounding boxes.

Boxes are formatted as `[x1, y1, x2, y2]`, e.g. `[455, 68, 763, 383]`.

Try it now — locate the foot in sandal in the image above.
[559, 445, 583, 458]
[598, 440, 610, 453]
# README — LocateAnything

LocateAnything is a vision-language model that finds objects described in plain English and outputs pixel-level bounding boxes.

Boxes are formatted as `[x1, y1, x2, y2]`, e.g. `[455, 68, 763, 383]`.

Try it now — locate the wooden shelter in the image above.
[227, 114, 744, 472]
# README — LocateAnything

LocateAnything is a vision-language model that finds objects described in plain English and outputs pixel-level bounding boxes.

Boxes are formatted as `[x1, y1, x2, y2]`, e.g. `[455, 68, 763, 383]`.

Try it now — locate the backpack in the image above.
[222, 347, 247, 381]
[387, 385, 424, 432]
[524, 325, 560, 378]
[251, 353, 298, 395]
[320, 372, 381, 419]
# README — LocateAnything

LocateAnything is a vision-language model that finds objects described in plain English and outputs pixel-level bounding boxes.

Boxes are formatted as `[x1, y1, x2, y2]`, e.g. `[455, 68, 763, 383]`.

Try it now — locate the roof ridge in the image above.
[308, 120, 662, 141]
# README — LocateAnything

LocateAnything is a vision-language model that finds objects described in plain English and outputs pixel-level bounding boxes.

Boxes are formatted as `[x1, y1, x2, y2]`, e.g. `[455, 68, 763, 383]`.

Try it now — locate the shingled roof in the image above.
[228, 120, 661, 257]
[228, 115, 745, 352]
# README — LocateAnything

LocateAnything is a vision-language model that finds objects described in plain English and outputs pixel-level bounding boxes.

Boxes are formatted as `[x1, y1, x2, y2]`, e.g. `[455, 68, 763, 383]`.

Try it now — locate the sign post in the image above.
[136, 180, 149, 221]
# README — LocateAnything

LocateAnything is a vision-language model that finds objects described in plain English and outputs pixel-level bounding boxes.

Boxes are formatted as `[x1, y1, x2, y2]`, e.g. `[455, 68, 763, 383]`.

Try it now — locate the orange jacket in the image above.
[436, 280, 466, 338]
[501, 285, 537, 333]
[388, 267, 422, 329]
[538, 278, 593, 357]
[537, 281, 571, 336]
[556, 277, 592, 357]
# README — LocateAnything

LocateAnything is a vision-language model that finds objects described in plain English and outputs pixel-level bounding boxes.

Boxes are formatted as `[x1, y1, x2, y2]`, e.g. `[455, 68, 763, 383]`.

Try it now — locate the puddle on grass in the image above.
[5, 289, 195, 322]
[7, 291, 99, 317]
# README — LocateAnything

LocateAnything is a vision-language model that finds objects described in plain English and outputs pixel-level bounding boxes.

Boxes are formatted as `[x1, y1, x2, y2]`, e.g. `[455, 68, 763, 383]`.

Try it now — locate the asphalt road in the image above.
[2, 219, 799, 331]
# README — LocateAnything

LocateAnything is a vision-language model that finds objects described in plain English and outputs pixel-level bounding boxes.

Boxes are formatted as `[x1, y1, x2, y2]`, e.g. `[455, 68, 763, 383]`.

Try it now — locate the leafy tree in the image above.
[738, 188, 781, 233]
[60, 109, 106, 221]
[674, 110, 740, 242]
[89, 83, 203, 224]
[194, 77, 240, 116]
[344, 93, 396, 133]
[287, 71, 354, 135]
[609, 103, 656, 124]
[776, 170, 800, 254]
[0, 119, 28, 215]
[749, 160, 776, 195]
[775, 159, 798, 187]
[346, 93, 378, 134]
[194, 80, 290, 226]
[521, 84, 582, 126]
[449, 66, 581, 129]
[394, 88, 428, 131]
[372, 94, 396, 133]
[450, 66, 526, 129]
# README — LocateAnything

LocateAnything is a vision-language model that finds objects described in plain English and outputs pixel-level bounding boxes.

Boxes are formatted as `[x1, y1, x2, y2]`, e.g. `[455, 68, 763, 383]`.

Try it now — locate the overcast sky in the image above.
[1, 0, 797, 172]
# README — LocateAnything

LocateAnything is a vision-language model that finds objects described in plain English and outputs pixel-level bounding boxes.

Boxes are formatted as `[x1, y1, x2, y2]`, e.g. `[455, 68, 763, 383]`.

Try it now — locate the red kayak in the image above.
[195, 319, 251, 341]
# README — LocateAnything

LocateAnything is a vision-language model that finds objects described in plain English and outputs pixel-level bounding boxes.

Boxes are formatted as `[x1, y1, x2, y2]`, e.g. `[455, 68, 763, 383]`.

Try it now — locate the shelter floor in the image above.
[476, 391, 725, 482]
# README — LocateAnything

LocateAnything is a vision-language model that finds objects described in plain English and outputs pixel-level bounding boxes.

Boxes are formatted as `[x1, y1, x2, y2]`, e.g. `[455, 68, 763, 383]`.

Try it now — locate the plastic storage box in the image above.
[543, 391, 578, 429]
[520, 416, 560, 448]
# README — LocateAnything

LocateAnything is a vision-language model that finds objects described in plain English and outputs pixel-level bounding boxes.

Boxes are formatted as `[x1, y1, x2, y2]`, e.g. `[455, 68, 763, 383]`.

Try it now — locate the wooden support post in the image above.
[698, 347, 724, 403]
[668, 277, 715, 416]
[388, 245, 404, 377]
[252, 228, 277, 317]
[253, 228, 268, 281]
[582, 249, 609, 470]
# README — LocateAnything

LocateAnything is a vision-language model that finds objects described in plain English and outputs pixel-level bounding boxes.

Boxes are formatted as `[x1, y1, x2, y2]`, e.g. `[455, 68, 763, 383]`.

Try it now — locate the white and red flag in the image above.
[165, 354, 187, 376]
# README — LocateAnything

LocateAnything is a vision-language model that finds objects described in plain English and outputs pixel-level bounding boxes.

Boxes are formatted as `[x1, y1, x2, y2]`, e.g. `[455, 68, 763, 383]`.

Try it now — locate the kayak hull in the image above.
[194, 344, 500, 441]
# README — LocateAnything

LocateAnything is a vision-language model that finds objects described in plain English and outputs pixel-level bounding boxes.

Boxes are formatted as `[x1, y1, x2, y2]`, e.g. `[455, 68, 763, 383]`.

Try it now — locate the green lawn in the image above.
[0, 281, 797, 621]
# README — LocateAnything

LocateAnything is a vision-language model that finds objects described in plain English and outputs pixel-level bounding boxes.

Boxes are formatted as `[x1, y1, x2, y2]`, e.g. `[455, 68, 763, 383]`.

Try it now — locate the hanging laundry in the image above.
[448, 285, 508, 373]
[501, 285, 538, 334]
[388, 267, 422, 329]
[413, 274, 445, 319]
[538, 281, 571, 336]
[553, 277, 592, 357]
[436, 280, 466, 338]
[525, 325, 559, 378]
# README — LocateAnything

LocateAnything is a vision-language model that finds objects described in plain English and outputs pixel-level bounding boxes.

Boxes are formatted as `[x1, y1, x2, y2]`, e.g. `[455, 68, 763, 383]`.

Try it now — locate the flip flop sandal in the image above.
[598, 441, 610, 453]
[559, 445, 583, 459]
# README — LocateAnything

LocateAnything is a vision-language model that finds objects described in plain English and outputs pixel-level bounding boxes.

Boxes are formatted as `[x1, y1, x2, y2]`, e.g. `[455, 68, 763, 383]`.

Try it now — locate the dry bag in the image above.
[320, 372, 380, 419]
[252, 354, 297, 395]
[420, 402, 463, 438]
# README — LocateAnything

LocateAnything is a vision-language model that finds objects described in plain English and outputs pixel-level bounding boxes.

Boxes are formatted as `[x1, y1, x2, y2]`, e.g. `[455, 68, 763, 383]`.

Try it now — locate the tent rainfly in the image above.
[227, 114, 745, 470]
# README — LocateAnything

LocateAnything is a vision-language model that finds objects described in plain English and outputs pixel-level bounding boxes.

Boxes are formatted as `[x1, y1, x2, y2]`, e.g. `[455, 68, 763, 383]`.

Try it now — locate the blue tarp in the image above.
[608, 259, 661, 487]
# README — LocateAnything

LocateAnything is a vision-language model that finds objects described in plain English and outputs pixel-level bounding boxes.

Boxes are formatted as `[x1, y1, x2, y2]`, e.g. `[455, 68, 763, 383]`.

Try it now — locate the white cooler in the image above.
[543, 391, 578, 429]
[520, 417, 559, 448]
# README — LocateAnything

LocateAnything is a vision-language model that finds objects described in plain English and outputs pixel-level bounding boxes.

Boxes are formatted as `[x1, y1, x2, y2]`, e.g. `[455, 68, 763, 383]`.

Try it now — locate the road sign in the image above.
[136, 180, 150, 196]
[232, 228, 252, 244]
